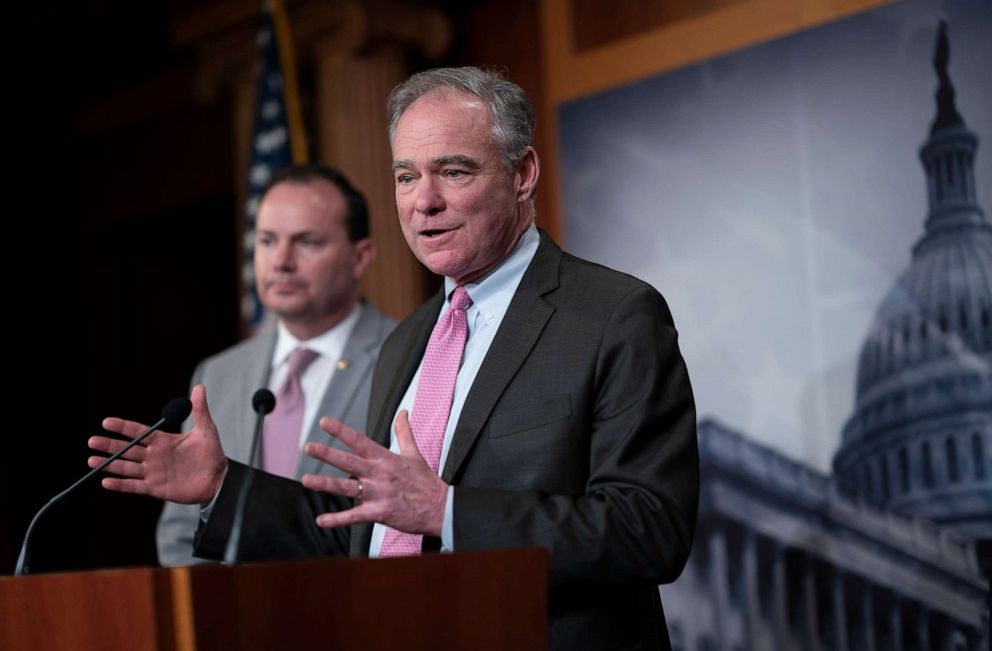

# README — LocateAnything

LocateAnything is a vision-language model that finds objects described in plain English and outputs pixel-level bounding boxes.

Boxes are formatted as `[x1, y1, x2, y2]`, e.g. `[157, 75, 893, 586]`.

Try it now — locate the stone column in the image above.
[889, 595, 903, 651]
[743, 529, 762, 649]
[708, 528, 730, 649]
[772, 543, 789, 649]
[862, 581, 876, 651]
[917, 605, 931, 651]
[832, 568, 848, 650]
[313, 45, 426, 320]
[305, 2, 452, 321]
[802, 555, 820, 651]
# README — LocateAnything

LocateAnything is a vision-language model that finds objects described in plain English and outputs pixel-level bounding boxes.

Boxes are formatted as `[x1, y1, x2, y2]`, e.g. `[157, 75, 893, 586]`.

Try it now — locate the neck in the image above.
[281, 298, 358, 342]
[453, 215, 535, 286]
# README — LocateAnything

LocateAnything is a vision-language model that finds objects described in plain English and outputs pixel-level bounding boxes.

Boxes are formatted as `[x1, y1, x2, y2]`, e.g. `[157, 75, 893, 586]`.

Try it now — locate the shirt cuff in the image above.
[197, 466, 228, 523]
[441, 486, 455, 552]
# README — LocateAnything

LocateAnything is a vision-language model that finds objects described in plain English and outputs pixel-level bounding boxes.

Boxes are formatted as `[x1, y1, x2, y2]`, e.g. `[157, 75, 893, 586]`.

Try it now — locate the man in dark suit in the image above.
[89, 67, 698, 651]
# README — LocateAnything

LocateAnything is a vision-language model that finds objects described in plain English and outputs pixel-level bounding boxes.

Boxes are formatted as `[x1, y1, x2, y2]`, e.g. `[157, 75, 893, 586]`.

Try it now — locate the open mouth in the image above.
[421, 227, 457, 238]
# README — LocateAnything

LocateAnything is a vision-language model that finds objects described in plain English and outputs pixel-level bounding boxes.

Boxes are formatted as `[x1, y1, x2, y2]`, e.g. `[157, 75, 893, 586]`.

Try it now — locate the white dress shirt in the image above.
[368, 224, 540, 555]
[269, 303, 362, 449]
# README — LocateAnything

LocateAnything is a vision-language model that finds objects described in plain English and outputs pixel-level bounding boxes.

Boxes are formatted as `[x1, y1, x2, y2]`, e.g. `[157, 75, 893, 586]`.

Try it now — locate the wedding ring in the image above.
[354, 477, 364, 503]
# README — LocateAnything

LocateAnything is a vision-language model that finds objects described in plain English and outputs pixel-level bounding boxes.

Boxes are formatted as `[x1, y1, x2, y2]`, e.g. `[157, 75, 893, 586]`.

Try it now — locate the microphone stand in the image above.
[16, 398, 191, 575]
[223, 389, 275, 565]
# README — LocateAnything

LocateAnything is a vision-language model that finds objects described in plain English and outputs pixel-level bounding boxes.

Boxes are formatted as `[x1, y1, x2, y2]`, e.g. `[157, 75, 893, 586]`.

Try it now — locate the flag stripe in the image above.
[241, 0, 307, 334]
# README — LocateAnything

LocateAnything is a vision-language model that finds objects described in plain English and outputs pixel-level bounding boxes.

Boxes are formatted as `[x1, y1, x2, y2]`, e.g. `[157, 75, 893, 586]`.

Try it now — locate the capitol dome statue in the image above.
[834, 23, 992, 552]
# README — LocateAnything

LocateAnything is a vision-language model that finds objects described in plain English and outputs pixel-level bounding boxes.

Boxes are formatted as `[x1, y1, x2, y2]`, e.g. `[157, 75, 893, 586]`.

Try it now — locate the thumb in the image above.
[189, 384, 216, 432]
[394, 410, 423, 460]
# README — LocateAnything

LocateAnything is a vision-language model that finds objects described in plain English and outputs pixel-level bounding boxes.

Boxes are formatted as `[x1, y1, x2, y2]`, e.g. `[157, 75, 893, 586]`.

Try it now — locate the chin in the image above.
[420, 253, 463, 278]
[428, 266, 467, 282]
[267, 301, 308, 317]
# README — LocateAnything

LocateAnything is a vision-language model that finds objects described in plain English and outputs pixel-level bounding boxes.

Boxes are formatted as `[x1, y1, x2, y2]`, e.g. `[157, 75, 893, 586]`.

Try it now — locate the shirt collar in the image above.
[272, 302, 363, 367]
[442, 224, 540, 312]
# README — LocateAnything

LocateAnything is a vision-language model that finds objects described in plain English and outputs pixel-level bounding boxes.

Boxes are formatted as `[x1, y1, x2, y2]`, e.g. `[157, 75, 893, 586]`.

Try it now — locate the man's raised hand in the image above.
[87, 384, 228, 504]
[301, 410, 447, 536]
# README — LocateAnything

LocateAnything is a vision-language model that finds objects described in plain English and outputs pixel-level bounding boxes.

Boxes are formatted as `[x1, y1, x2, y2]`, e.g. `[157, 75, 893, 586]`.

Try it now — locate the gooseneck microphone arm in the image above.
[15, 397, 193, 576]
[223, 388, 276, 565]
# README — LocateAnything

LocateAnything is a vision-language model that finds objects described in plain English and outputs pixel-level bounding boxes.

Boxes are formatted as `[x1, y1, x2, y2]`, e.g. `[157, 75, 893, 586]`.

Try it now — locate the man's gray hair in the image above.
[387, 67, 535, 169]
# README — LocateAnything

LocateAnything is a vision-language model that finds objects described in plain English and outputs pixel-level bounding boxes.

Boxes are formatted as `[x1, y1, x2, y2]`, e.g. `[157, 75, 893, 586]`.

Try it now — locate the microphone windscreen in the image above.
[252, 388, 276, 415]
[162, 397, 193, 427]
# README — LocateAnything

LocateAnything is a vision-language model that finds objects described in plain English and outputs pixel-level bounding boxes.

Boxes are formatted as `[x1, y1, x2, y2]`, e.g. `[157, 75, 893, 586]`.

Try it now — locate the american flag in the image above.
[242, 0, 306, 333]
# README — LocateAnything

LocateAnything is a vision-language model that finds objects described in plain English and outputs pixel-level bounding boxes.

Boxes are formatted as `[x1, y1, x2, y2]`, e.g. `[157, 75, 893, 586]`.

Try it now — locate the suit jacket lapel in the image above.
[441, 231, 561, 483]
[295, 303, 384, 479]
[228, 328, 276, 466]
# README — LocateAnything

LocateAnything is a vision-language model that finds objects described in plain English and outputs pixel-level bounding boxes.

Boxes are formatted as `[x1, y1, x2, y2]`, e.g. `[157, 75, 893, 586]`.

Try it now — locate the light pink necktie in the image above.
[380, 287, 472, 556]
[262, 347, 319, 478]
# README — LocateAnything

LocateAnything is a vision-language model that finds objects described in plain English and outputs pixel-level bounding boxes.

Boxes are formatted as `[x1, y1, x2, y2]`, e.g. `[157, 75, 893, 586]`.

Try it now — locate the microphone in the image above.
[223, 388, 276, 565]
[15, 397, 193, 576]
[252, 389, 276, 416]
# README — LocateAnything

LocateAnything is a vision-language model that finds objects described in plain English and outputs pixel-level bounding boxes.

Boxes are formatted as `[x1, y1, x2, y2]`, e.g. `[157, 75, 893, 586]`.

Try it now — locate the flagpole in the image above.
[268, 0, 308, 164]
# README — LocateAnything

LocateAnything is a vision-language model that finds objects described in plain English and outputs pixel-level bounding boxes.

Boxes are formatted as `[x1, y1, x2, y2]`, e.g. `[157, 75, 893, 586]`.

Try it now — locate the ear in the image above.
[351, 238, 376, 281]
[515, 146, 540, 202]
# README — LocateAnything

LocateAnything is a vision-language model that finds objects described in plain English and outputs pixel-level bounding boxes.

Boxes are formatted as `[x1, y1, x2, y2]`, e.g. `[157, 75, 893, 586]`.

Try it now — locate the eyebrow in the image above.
[391, 155, 481, 173]
[256, 229, 322, 240]
[435, 155, 480, 169]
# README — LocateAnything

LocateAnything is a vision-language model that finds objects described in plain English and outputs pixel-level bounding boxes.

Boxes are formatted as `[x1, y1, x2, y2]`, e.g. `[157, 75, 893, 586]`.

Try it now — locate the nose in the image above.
[273, 240, 295, 270]
[413, 176, 445, 216]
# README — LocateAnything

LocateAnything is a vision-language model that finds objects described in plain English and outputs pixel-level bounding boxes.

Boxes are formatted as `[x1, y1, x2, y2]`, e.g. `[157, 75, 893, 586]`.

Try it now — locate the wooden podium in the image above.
[0, 548, 548, 651]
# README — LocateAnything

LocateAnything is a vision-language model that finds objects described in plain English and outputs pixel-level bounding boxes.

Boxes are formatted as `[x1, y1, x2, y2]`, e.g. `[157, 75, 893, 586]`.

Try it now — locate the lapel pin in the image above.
[337, 359, 351, 370]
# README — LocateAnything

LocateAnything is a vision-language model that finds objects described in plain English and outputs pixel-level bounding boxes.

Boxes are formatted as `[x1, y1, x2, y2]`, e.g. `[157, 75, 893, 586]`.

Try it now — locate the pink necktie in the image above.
[380, 287, 472, 556]
[262, 347, 319, 478]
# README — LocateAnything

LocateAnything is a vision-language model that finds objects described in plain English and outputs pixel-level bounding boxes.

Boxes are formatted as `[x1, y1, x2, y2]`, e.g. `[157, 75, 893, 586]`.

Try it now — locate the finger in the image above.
[84, 439, 145, 467]
[100, 477, 150, 495]
[88, 457, 145, 478]
[318, 418, 381, 456]
[87, 436, 147, 460]
[190, 384, 214, 430]
[118, 445, 146, 462]
[393, 410, 423, 460]
[101, 417, 155, 441]
[304, 442, 372, 477]
[315, 506, 374, 529]
[301, 474, 363, 499]
[88, 435, 117, 453]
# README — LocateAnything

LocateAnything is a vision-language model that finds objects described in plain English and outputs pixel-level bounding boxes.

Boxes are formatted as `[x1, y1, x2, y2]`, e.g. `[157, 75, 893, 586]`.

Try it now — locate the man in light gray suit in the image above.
[156, 164, 395, 566]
